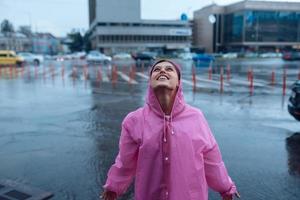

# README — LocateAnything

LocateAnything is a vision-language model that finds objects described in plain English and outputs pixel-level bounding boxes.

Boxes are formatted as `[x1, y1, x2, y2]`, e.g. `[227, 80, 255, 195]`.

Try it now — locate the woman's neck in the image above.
[155, 89, 176, 115]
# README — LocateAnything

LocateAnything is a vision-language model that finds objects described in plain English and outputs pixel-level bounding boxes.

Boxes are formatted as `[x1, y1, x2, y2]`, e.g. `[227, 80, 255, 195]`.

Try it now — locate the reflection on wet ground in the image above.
[0, 58, 300, 199]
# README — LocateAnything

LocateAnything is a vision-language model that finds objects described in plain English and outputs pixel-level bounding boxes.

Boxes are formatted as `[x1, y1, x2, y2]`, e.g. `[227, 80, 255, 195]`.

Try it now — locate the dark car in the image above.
[192, 54, 215, 67]
[132, 52, 156, 62]
[283, 52, 300, 61]
[288, 80, 300, 121]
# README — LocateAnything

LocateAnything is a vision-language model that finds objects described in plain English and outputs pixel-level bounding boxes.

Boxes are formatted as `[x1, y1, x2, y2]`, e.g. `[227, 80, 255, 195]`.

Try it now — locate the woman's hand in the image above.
[222, 191, 241, 200]
[100, 190, 117, 200]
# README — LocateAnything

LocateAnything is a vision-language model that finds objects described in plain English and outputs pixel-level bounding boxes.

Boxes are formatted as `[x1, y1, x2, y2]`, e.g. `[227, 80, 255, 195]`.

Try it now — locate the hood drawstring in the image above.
[163, 114, 167, 142]
[170, 114, 174, 135]
[163, 114, 175, 143]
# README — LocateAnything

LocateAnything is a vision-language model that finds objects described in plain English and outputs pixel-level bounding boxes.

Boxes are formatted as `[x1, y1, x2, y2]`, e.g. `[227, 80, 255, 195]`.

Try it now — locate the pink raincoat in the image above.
[104, 61, 237, 200]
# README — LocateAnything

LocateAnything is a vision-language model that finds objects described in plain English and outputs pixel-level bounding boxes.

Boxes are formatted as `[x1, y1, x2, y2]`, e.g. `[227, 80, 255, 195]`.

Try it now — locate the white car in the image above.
[113, 53, 132, 60]
[72, 51, 86, 60]
[86, 51, 112, 63]
[178, 52, 194, 60]
[18, 52, 44, 66]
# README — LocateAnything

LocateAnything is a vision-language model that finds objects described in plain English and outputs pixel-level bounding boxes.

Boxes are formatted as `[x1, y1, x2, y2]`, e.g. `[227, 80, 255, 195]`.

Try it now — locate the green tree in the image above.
[1, 19, 14, 36]
[83, 32, 92, 52]
[18, 26, 32, 37]
[67, 31, 84, 52]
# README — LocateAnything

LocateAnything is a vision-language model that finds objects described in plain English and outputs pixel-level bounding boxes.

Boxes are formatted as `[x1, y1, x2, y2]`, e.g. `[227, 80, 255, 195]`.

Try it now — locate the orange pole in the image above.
[192, 64, 196, 91]
[96, 67, 102, 88]
[61, 64, 65, 80]
[10, 64, 13, 79]
[283, 68, 287, 96]
[220, 66, 224, 93]
[21, 63, 24, 78]
[27, 65, 31, 79]
[271, 69, 275, 86]
[250, 69, 254, 96]
[208, 66, 212, 80]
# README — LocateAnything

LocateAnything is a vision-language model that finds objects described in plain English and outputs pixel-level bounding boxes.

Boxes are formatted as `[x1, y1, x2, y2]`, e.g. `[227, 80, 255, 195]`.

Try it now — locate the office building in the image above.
[88, 0, 192, 54]
[193, 1, 300, 53]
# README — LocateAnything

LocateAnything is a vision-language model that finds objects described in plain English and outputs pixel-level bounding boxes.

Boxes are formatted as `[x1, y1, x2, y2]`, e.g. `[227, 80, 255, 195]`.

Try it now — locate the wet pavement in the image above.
[0, 58, 300, 200]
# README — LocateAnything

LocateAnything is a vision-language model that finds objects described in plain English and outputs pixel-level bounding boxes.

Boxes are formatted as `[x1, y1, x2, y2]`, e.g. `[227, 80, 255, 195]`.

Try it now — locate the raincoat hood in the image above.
[146, 59, 185, 118]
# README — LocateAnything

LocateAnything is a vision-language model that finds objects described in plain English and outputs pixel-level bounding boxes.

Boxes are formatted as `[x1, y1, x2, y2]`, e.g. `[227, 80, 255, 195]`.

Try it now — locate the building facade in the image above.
[88, 0, 191, 54]
[193, 1, 300, 53]
[0, 33, 32, 52]
[32, 33, 61, 55]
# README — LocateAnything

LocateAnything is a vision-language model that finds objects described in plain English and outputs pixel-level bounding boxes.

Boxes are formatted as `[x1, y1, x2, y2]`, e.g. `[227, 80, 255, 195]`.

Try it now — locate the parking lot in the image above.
[0, 58, 299, 200]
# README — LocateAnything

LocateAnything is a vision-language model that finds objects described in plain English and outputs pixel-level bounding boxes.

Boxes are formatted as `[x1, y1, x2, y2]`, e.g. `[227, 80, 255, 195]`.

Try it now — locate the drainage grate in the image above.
[4, 190, 32, 200]
[0, 196, 10, 200]
[0, 180, 53, 200]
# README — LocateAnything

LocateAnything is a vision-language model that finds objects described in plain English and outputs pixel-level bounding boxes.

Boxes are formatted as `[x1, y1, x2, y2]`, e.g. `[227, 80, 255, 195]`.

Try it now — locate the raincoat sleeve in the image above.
[103, 120, 139, 196]
[200, 113, 237, 197]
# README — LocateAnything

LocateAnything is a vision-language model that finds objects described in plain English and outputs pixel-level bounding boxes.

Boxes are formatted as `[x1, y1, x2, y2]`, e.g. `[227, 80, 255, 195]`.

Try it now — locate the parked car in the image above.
[192, 53, 215, 63]
[283, 52, 300, 61]
[112, 53, 132, 60]
[132, 52, 156, 62]
[259, 52, 282, 58]
[288, 80, 300, 121]
[71, 52, 86, 60]
[0, 50, 24, 67]
[86, 51, 112, 64]
[18, 52, 44, 66]
[178, 52, 194, 60]
[222, 52, 238, 59]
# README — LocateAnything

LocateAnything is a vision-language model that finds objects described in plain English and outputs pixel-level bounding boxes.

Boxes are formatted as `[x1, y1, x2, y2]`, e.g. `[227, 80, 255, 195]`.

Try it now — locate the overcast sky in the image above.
[0, 0, 300, 37]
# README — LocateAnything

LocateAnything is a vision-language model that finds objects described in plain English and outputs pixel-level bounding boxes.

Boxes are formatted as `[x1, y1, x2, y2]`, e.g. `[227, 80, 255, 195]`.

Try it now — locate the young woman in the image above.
[101, 59, 240, 200]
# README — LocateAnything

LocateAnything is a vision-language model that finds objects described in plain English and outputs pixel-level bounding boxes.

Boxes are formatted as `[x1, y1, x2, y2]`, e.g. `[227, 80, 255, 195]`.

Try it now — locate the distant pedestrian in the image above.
[101, 59, 240, 200]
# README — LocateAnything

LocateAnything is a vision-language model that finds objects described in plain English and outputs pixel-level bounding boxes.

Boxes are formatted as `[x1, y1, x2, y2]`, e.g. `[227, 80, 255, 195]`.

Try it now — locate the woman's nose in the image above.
[159, 68, 167, 73]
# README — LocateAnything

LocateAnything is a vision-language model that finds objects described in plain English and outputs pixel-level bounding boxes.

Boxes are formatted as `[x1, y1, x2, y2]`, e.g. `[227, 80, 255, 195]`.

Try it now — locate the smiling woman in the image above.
[101, 59, 240, 200]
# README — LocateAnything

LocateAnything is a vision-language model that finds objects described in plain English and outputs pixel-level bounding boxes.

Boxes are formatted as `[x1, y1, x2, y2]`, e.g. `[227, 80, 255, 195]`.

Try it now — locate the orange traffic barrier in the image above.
[220, 66, 224, 93]
[27, 65, 31, 79]
[271, 69, 275, 86]
[96, 67, 102, 88]
[14, 65, 17, 78]
[61, 64, 65, 80]
[9, 64, 13, 79]
[72, 66, 78, 79]
[83, 65, 89, 80]
[249, 69, 254, 96]
[112, 65, 118, 87]
[208, 65, 212, 80]
[21, 63, 24, 78]
[283, 68, 287, 96]
[192, 64, 196, 91]
[51, 65, 55, 79]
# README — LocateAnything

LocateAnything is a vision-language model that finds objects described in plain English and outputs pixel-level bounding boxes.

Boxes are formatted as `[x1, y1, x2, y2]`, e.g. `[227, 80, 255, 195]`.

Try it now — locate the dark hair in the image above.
[150, 59, 181, 80]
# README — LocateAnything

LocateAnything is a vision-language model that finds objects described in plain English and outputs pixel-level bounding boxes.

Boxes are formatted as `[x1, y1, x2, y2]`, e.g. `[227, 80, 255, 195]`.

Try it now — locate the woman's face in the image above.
[150, 61, 179, 91]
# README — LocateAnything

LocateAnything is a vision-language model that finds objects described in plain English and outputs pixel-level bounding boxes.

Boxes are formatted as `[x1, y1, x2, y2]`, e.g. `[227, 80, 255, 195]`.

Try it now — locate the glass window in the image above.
[224, 12, 244, 43]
